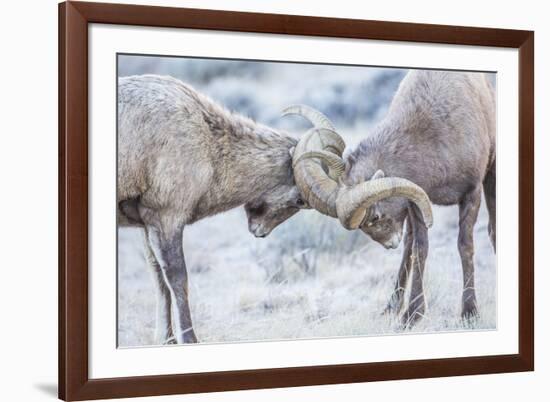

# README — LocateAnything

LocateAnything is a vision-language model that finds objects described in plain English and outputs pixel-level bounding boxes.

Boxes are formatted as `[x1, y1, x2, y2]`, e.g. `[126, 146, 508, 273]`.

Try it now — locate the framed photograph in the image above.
[59, 1, 534, 400]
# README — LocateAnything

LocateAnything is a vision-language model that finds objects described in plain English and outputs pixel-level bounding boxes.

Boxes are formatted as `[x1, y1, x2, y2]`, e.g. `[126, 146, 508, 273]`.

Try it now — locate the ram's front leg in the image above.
[146, 225, 198, 344]
[385, 215, 413, 314]
[402, 206, 429, 327]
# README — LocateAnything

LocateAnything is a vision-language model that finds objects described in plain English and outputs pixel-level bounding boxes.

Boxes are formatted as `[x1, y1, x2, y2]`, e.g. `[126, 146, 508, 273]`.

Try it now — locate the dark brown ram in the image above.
[287, 70, 495, 325]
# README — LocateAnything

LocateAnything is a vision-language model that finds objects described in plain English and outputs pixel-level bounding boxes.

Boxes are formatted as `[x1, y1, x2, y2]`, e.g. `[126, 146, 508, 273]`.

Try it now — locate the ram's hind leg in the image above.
[146, 225, 198, 343]
[385, 215, 413, 315]
[142, 229, 175, 345]
[483, 160, 496, 251]
[458, 186, 482, 319]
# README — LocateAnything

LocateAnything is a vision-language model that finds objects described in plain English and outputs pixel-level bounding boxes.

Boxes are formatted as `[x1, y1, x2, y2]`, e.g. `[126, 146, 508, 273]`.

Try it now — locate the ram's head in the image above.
[282, 104, 433, 244]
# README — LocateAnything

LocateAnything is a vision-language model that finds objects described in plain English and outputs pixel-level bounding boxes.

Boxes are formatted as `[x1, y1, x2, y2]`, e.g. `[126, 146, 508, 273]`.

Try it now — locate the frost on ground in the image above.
[118, 205, 495, 347]
[117, 56, 496, 347]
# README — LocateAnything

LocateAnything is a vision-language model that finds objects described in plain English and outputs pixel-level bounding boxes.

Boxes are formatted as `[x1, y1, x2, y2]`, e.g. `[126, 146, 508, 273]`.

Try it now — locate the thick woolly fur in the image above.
[346, 70, 495, 205]
[342, 70, 496, 322]
[117, 75, 298, 238]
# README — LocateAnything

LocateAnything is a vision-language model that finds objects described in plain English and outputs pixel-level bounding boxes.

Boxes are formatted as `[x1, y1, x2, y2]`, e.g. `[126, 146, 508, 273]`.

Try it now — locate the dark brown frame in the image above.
[59, 1, 534, 400]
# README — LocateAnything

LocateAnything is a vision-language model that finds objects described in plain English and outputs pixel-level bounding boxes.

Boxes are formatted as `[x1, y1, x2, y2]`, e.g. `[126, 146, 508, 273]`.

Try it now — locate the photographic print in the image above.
[60, 4, 533, 398]
[117, 54, 496, 347]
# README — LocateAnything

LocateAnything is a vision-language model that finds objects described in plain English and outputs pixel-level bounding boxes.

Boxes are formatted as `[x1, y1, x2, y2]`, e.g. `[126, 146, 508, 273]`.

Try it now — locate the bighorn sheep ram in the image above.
[117, 74, 310, 344]
[287, 70, 495, 325]
[118, 74, 433, 343]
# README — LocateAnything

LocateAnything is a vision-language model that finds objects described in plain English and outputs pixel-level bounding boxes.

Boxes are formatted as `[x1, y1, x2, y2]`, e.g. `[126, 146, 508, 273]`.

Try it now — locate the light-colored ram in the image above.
[117, 74, 308, 343]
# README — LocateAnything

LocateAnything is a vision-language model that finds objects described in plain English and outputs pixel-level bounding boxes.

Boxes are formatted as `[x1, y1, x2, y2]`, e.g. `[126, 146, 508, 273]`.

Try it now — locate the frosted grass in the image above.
[117, 56, 496, 347]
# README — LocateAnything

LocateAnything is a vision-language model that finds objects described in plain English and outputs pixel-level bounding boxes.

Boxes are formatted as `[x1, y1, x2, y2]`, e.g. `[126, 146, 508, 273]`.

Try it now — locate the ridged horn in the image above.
[336, 178, 434, 230]
[293, 151, 345, 180]
[282, 104, 336, 131]
[290, 127, 342, 218]
[284, 103, 434, 233]
[316, 128, 346, 156]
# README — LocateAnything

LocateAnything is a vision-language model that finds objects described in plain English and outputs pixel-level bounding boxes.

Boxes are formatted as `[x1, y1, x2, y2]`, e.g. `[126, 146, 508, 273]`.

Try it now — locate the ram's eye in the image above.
[370, 214, 380, 224]
[296, 198, 305, 207]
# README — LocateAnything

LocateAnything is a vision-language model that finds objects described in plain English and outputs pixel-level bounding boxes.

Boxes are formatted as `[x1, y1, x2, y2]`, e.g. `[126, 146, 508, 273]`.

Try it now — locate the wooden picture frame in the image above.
[59, 1, 534, 400]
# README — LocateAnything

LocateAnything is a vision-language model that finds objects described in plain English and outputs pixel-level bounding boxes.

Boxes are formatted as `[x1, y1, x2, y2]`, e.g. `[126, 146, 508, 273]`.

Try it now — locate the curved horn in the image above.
[336, 178, 434, 230]
[283, 104, 433, 231]
[290, 127, 343, 217]
[294, 159, 340, 217]
[302, 127, 346, 156]
[293, 150, 345, 180]
[282, 104, 336, 131]
[316, 128, 346, 156]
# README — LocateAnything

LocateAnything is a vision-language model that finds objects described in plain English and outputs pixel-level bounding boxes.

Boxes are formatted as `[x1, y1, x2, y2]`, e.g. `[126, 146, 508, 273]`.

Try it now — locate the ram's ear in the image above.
[371, 169, 385, 180]
[289, 146, 295, 158]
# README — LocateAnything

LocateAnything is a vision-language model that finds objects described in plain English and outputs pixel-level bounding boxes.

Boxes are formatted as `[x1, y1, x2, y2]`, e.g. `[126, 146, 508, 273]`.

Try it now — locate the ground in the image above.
[117, 57, 496, 347]
[118, 202, 495, 347]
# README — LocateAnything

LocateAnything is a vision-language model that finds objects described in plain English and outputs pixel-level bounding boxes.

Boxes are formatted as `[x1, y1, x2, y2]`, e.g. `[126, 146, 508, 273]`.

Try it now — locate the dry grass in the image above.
[117, 203, 496, 347]
[116, 59, 496, 347]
